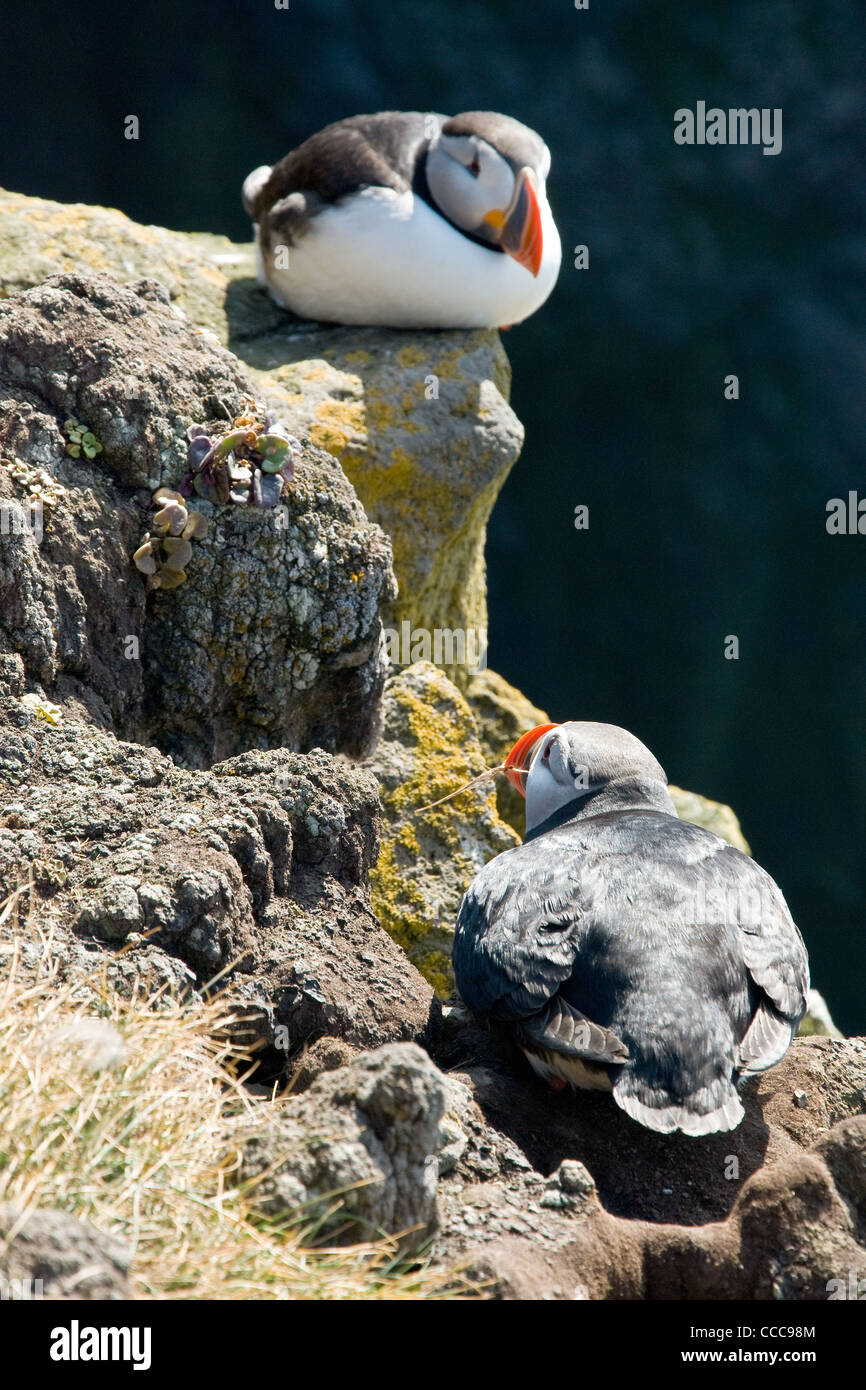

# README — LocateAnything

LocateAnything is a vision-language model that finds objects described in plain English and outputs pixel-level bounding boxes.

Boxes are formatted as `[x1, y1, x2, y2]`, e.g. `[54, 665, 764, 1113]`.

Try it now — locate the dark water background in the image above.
[2, 0, 864, 1031]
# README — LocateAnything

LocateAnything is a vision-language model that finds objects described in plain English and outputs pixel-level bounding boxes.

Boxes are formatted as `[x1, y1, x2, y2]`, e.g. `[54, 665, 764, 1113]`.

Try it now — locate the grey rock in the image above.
[0, 1203, 131, 1300]
[552, 1159, 596, 1197]
[240, 1043, 449, 1249]
[0, 709, 436, 1060]
[0, 271, 396, 762]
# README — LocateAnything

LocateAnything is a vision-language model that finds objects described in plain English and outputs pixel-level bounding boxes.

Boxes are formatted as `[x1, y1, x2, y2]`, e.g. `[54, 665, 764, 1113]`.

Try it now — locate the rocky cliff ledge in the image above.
[0, 190, 861, 1300]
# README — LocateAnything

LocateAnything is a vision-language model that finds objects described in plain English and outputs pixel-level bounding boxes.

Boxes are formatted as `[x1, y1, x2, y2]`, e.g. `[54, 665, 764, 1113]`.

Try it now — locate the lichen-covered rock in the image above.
[366, 662, 517, 995]
[0, 187, 270, 346]
[0, 1203, 131, 1300]
[800, 987, 845, 1039]
[144, 440, 395, 763]
[245, 325, 523, 664]
[0, 190, 524, 666]
[0, 703, 435, 1060]
[240, 1043, 448, 1249]
[0, 272, 253, 491]
[466, 668, 553, 833]
[666, 784, 751, 854]
[0, 271, 396, 761]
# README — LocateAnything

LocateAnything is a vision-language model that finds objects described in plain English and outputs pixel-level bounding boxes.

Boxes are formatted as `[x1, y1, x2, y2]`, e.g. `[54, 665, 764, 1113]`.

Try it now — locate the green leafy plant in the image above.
[63, 418, 103, 460]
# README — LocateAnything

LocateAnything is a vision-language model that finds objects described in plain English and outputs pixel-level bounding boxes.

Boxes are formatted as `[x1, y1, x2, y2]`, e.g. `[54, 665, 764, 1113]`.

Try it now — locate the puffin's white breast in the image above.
[259, 186, 561, 329]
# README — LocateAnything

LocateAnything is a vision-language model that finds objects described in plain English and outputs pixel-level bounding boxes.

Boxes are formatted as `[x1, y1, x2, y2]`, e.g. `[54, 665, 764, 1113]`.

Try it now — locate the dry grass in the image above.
[0, 886, 463, 1300]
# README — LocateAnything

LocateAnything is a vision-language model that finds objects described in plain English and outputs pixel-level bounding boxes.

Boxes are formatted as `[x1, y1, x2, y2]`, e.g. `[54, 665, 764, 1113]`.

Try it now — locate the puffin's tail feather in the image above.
[613, 1079, 744, 1136]
[517, 996, 630, 1065]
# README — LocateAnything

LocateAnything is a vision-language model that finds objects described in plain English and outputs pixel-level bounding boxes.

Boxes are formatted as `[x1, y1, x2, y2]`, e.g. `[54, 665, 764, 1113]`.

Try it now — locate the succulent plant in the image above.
[161, 537, 193, 571]
[132, 539, 159, 575]
[153, 567, 186, 591]
[132, 397, 299, 590]
[132, 490, 209, 591]
[63, 419, 103, 459]
[178, 404, 299, 509]
[1, 456, 67, 520]
[182, 511, 208, 540]
[153, 500, 189, 535]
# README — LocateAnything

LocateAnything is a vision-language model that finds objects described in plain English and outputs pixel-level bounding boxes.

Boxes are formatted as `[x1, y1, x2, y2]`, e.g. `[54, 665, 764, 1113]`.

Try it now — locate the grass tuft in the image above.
[0, 886, 464, 1300]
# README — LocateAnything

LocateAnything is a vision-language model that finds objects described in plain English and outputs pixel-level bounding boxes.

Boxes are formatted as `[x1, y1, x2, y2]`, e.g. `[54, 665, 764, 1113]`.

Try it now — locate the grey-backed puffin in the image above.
[242, 110, 561, 328]
[453, 721, 809, 1136]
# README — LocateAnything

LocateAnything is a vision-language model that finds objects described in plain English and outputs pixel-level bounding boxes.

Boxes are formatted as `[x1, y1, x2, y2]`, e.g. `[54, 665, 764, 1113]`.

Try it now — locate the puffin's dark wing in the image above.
[249, 112, 443, 221]
[720, 847, 810, 1071]
[682, 832, 809, 1029]
[453, 832, 598, 1021]
[590, 818, 808, 1078]
[731, 853, 810, 1022]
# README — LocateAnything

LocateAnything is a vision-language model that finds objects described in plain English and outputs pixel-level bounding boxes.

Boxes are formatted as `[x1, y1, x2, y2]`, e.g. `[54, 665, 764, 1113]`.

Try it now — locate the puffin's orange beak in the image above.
[495, 167, 544, 277]
[503, 723, 559, 797]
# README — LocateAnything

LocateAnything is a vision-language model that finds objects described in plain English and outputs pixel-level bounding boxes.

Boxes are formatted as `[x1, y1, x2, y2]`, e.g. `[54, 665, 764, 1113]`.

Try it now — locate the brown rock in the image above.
[433, 1032, 866, 1299]
[0, 710, 436, 1070]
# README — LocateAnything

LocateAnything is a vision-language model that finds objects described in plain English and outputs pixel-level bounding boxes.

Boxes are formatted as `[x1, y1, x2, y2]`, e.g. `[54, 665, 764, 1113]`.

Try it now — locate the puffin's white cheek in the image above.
[480, 156, 516, 217]
[525, 762, 571, 831]
[548, 742, 572, 784]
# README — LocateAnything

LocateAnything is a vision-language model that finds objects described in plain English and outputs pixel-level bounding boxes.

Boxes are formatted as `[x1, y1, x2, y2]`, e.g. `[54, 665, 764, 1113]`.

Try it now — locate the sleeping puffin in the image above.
[453, 721, 810, 1136]
[242, 110, 561, 329]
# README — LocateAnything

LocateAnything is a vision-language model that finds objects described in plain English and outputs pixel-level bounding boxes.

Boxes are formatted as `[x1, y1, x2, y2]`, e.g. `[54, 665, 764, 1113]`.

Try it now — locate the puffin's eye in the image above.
[542, 742, 552, 764]
[468, 159, 481, 178]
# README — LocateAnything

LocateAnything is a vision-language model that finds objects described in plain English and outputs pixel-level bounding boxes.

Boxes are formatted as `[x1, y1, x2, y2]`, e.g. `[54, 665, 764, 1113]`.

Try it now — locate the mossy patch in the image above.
[368, 664, 518, 996]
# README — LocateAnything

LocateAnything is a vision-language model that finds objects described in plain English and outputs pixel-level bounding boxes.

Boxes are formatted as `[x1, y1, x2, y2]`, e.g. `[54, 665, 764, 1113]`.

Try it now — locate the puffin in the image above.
[453, 721, 809, 1136]
[242, 110, 561, 329]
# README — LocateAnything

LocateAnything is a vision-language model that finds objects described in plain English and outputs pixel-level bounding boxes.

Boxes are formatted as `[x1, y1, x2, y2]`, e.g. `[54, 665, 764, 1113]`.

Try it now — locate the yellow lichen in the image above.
[308, 423, 348, 455]
[364, 397, 399, 433]
[369, 667, 517, 996]
[395, 344, 429, 368]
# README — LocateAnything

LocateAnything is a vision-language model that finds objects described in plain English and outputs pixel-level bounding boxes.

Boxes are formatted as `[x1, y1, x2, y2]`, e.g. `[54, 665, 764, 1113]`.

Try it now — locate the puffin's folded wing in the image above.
[453, 835, 590, 1021]
[249, 112, 440, 218]
[517, 996, 629, 1065]
[727, 850, 809, 1024]
[688, 841, 809, 1071]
